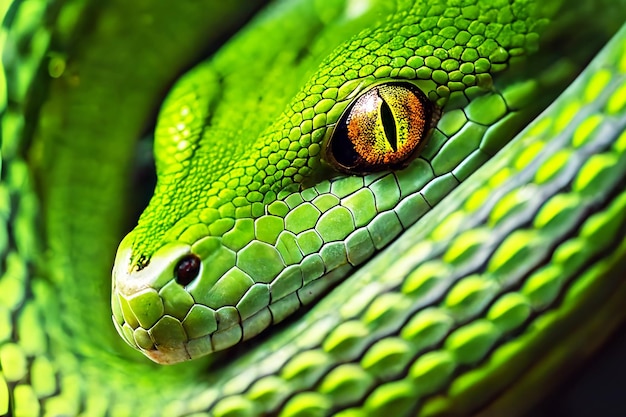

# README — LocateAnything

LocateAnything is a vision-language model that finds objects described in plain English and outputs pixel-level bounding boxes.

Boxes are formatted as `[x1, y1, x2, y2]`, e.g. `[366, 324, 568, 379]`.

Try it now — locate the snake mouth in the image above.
[111, 284, 276, 364]
[110, 237, 193, 364]
[111, 235, 278, 364]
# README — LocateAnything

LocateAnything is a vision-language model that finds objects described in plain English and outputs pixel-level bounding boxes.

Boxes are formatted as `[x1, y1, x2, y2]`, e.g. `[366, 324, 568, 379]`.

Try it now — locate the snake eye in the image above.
[174, 254, 201, 286]
[326, 82, 437, 173]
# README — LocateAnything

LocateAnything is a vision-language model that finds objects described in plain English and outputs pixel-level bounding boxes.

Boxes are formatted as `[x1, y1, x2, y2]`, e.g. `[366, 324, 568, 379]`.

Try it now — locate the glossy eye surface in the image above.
[326, 82, 437, 173]
[174, 254, 201, 286]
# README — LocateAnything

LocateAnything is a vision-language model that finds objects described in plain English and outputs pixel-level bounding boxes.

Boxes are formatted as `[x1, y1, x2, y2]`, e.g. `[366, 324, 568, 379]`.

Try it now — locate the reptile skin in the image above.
[1, 0, 625, 416]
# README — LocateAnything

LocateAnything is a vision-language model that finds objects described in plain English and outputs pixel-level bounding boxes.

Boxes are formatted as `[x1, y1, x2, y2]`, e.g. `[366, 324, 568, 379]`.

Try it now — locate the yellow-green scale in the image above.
[2, 0, 626, 416]
[127, 0, 546, 260]
[114, 0, 596, 363]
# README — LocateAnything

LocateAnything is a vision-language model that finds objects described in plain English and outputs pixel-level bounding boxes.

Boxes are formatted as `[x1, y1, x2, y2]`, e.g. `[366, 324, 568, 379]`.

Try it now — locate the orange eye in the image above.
[326, 82, 438, 174]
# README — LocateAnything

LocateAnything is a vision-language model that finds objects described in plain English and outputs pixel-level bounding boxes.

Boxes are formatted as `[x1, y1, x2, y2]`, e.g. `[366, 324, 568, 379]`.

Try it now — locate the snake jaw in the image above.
[142, 344, 192, 365]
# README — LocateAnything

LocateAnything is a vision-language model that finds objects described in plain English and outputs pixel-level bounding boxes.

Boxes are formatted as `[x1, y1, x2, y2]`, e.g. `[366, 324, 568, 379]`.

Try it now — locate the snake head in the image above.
[110, 80, 443, 364]
[109, 0, 536, 363]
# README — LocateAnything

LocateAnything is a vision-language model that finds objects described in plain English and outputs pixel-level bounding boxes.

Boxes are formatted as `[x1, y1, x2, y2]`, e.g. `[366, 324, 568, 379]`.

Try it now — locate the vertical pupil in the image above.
[175, 254, 201, 286]
[380, 98, 398, 152]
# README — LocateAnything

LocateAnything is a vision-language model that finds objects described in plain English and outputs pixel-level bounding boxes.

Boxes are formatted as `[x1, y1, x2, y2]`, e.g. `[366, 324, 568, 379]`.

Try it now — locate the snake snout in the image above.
[111, 236, 203, 363]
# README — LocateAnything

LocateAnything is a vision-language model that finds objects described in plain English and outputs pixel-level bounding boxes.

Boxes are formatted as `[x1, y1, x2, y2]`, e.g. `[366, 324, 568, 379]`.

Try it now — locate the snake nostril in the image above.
[174, 254, 201, 286]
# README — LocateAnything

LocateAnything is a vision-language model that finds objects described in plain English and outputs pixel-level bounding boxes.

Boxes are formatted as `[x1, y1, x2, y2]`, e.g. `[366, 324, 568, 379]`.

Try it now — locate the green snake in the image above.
[2, 0, 626, 415]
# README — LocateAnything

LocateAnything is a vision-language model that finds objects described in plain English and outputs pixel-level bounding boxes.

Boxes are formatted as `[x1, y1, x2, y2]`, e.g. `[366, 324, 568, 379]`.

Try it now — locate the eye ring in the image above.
[174, 254, 201, 286]
[325, 81, 439, 174]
